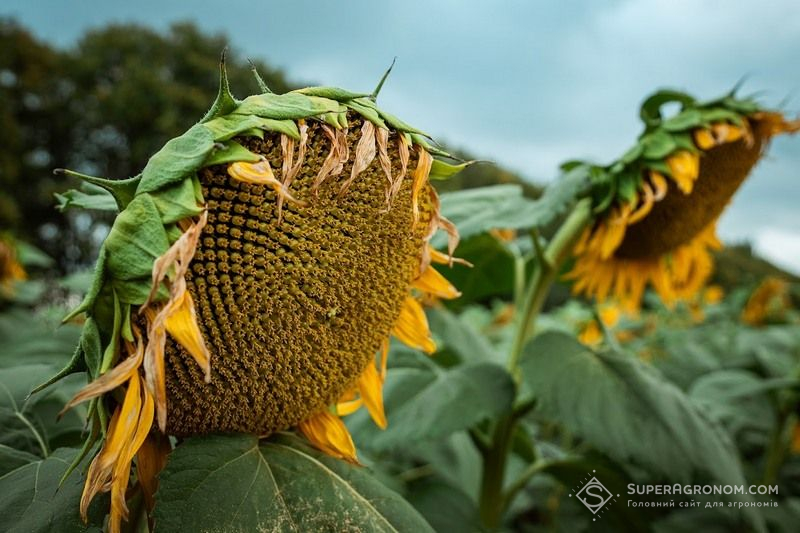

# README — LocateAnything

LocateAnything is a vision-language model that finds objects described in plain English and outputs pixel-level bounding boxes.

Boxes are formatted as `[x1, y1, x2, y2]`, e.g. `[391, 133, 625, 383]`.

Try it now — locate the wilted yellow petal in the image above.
[339, 120, 377, 196]
[649, 170, 668, 201]
[298, 411, 358, 463]
[136, 432, 171, 514]
[392, 297, 436, 354]
[411, 148, 433, 226]
[164, 291, 211, 382]
[413, 264, 461, 300]
[357, 363, 387, 429]
[60, 334, 143, 416]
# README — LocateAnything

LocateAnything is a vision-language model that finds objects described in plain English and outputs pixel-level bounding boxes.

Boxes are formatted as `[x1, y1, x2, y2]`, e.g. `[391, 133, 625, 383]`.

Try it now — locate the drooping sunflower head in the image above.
[565, 89, 799, 313]
[50, 61, 468, 531]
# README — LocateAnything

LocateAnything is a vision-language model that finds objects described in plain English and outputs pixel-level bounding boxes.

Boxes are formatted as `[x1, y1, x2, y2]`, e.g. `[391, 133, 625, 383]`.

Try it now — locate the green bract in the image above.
[564, 87, 767, 215]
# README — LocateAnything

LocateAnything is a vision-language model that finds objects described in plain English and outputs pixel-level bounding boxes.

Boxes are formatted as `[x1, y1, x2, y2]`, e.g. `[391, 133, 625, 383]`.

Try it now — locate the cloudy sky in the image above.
[6, 0, 800, 272]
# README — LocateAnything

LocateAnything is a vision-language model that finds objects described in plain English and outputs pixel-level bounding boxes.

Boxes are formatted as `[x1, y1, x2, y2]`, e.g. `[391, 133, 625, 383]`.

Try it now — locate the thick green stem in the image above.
[478, 198, 593, 530]
[507, 198, 592, 373]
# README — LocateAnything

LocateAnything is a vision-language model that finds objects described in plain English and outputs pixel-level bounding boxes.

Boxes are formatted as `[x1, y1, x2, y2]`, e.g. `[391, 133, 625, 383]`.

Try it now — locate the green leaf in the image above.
[200, 52, 239, 122]
[436, 168, 588, 243]
[105, 194, 170, 281]
[662, 108, 704, 132]
[0, 364, 86, 456]
[431, 233, 519, 305]
[427, 307, 501, 365]
[405, 479, 480, 533]
[0, 445, 39, 477]
[150, 177, 203, 224]
[345, 98, 388, 129]
[639, 89, 696, 127]
[429, 159, 474, 181]
[519, 331, 765, 532]
[54, 184, 118, 212]
[294, 86, 370, 102]
[0, 447, 107, 533]
[153, 433, 434, 533]
[689, 370, 794, 444]
[348, 362, 515, 450]
[111, 277, 166, 306]
[234, 92, 340, 120]
[137, 123, 216, 194]
[0, 308, 82, 368]
[641, 130, 678, 159]
[203, 141, 261, 167]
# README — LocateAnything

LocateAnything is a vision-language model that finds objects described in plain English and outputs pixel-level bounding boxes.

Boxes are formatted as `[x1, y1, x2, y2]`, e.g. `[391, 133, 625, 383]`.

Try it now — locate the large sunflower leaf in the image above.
[0, 447, 107, 533]
[0, 364, 86, 456]
[153, 433, 433, 533]
[519, 331, 765, 532]
[347, 362, 515, 450]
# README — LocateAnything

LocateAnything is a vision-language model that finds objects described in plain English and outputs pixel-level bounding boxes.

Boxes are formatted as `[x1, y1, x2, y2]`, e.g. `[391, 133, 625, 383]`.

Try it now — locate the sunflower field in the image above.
[2, 21, 800, 533]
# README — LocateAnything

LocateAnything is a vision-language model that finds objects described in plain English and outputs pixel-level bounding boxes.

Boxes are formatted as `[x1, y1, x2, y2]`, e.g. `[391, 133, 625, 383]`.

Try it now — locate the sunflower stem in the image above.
[506, 198, 592, 374]
[479, 198, 592, 530]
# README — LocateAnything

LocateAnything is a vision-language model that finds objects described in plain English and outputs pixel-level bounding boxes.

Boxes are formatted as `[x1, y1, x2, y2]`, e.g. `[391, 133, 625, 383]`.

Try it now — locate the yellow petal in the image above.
[379, 338, 389, 381]
[357, 363, 387, 429]
[599, 208, 627, 259]
[136, 432, 171, 514]
[298, 411, 358, 463]
[598, 304, 621, 328]
[627, 183, 654, 225]
[392, 297, 436, 354]
[227, 160, 307, 207]
[578, 321, 602, 346]
[693, 128, 716, 150]
[60, 334, 143, 416]
[666, 150, 699, 195]
[335, 397, 363, 417]
[429, 247, 472, 267]
[164, 291, 211, 382]
[411, 148, 433, 226]
[712, 122, 744, 144]
[649, 170, 668, 201]
[413, 265, 461, 300]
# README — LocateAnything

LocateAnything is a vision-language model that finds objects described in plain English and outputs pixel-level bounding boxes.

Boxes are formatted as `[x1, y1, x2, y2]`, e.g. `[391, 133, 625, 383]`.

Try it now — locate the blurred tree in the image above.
[0, 19, 293, 271]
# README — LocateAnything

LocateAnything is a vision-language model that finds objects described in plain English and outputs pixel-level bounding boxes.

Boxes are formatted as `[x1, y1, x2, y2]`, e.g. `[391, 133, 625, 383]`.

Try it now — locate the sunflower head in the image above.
[566, 88, 799, 313]
[48, 62, 468, 531]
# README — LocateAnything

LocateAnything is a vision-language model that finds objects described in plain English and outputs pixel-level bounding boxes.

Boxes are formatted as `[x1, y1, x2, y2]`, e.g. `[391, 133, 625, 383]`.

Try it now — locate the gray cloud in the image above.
[5, 0, 799, 271]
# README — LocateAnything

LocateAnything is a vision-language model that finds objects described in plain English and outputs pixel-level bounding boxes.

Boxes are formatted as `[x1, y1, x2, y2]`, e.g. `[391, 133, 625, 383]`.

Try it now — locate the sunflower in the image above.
[46, 62, 467, 532]
[565, 89, 799, 313]
[0, 236, 26, 297]
[741, 276, 792, 326]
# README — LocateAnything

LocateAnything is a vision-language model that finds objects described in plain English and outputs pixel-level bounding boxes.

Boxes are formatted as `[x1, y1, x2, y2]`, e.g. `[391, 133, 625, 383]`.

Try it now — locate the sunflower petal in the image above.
[411, 148, 433, 226]
[357, 363, 387, 429]
[413, 264, 461, 299]
[298, 411, 358, 463]
[164, 291, 211, 382]
[392, 297, 436, 354]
